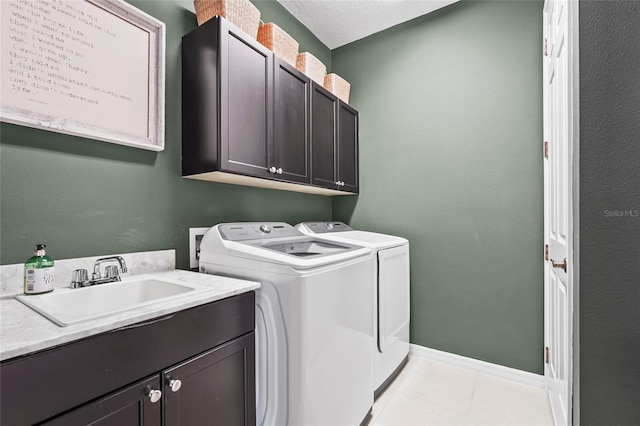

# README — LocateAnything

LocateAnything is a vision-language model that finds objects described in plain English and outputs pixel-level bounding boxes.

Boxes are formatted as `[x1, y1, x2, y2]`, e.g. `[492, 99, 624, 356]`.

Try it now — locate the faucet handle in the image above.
[70, 269, 89, 288]
[104, 265, 121, 281]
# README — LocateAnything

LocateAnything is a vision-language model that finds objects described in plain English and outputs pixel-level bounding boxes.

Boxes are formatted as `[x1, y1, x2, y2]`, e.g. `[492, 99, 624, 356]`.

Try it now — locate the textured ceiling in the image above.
[276, 0, 459, 49]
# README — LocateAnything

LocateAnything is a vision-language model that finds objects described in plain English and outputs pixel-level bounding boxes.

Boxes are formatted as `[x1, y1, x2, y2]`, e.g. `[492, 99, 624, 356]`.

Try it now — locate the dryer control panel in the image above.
[219, 222, 302, 241]
[300, 222, 354, 234]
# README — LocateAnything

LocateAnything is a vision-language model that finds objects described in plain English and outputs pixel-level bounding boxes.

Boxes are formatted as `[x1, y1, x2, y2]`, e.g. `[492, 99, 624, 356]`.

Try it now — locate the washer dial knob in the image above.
[259, 225, 271, 233]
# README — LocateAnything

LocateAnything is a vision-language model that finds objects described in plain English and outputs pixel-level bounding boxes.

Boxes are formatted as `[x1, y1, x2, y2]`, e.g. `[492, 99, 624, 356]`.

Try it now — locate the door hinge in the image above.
[544, 38, 548, 56]
[544, 141, 549, 159]
[545, 244, 549, 261]
[545, 346, 550, 364]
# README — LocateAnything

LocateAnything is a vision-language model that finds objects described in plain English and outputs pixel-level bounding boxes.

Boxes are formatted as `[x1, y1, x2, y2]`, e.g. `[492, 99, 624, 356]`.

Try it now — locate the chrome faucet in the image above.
[70, 256, 128, 288]
[92, 256, 128, 280]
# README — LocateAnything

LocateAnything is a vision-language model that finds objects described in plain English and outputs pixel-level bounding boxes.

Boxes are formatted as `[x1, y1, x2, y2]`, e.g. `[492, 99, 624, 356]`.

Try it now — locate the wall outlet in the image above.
[189, 227, 211, 269]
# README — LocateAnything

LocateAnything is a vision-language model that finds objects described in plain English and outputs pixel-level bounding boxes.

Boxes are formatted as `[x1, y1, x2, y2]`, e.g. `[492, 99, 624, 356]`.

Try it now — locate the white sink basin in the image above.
[16, 275, 204, 326]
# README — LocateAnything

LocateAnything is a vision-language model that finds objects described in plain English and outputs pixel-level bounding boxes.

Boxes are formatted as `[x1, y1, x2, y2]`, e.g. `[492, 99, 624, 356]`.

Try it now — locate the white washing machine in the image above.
[199, 222, 375, 426]
[297, 222, 410, 397]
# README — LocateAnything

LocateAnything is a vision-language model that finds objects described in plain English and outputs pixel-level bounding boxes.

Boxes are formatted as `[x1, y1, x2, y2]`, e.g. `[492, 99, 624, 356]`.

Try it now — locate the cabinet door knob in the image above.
[169, 379, 182, 392]
[147, 389, 162, 403]
[277, 168, 283, 174]
[269, 166, 277, 173]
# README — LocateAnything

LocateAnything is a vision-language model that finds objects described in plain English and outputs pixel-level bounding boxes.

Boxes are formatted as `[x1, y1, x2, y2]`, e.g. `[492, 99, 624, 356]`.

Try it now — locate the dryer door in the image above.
[378, 245, 410, 352]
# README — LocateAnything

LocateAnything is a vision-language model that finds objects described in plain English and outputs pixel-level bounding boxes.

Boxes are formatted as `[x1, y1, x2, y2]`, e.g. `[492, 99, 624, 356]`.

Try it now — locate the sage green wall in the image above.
[0, 0, 332, 267]
[332, 1, 544, 373]
[1, 0, 544, 375]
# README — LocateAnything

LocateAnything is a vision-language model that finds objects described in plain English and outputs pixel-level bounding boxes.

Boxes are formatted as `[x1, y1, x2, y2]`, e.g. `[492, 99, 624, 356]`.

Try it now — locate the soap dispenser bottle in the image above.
[24, 244, 55, 295]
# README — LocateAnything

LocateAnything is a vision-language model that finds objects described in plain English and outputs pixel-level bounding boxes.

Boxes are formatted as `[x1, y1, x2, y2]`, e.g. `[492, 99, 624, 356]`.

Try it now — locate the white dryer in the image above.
[199, 222, 375, 426]
[297, 222, 410, 396]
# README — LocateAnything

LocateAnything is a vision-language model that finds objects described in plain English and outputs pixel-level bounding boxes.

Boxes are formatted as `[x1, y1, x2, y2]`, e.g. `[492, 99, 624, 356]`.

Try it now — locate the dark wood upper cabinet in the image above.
[311, 83, 338, 188]
[220, 24, 273, 178]
[182, 17, 273, 179]
[337, 102, 359, 192]
[273, 57, 311, 184]
[311, 83, 359, 193]
[182, 17, 357, 194]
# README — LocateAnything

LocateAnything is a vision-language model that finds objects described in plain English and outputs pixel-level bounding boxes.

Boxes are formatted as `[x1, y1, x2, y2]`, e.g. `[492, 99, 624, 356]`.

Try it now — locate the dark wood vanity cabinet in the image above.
[182, 16, 358, 194]
[0, 292, 256, 426]
[164, 333, 255, 426]
[311, 83, 359, 193]
[42, 375, 162, 426]
[42, 334, 255, 426]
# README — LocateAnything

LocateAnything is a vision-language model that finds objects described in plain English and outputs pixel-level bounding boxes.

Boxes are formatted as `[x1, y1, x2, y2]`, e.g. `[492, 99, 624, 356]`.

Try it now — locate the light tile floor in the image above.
[370, 355, 554, 426]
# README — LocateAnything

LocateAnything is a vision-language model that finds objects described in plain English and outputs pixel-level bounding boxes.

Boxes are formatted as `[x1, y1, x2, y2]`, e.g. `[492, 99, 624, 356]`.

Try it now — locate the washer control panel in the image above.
[219, 222, 302, 241]
[301, 222, 354, 234]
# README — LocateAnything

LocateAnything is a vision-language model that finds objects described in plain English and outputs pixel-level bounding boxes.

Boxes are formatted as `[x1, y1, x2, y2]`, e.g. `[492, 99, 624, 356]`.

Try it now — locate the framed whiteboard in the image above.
[0, 0, 166, 151]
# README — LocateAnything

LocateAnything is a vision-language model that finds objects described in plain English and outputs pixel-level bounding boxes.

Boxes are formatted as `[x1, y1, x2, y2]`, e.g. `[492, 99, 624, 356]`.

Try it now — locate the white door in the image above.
[543, 0, 575, 424]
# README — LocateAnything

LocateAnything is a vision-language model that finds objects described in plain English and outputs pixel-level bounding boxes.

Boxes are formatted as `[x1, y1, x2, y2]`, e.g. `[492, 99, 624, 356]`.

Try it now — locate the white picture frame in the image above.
[0, 0, 166, 151]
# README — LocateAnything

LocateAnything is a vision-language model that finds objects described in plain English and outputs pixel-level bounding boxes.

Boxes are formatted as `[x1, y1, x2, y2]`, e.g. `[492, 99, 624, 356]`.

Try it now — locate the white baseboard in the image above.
[410, 344, 546, 389]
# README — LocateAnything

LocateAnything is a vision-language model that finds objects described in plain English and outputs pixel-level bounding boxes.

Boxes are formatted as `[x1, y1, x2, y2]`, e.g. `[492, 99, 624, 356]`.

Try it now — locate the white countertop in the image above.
[0, 270, 259, 361]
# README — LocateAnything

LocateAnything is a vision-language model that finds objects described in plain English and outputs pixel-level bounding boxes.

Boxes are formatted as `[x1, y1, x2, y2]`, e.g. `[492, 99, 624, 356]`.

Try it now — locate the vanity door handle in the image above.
[147, 389, 162, 403]
[168, 379, 182, 392]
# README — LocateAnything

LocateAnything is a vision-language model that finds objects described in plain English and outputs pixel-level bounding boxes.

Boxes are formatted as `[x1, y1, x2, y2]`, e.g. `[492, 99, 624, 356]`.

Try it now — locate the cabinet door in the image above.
[311, 83, 339, 188]
[42, 376, 161, 426]
[273, 58, 311, 184]
[220, 20, 273, 178]
[337, 101, 359, 193]
[163, 332, 256, 426]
